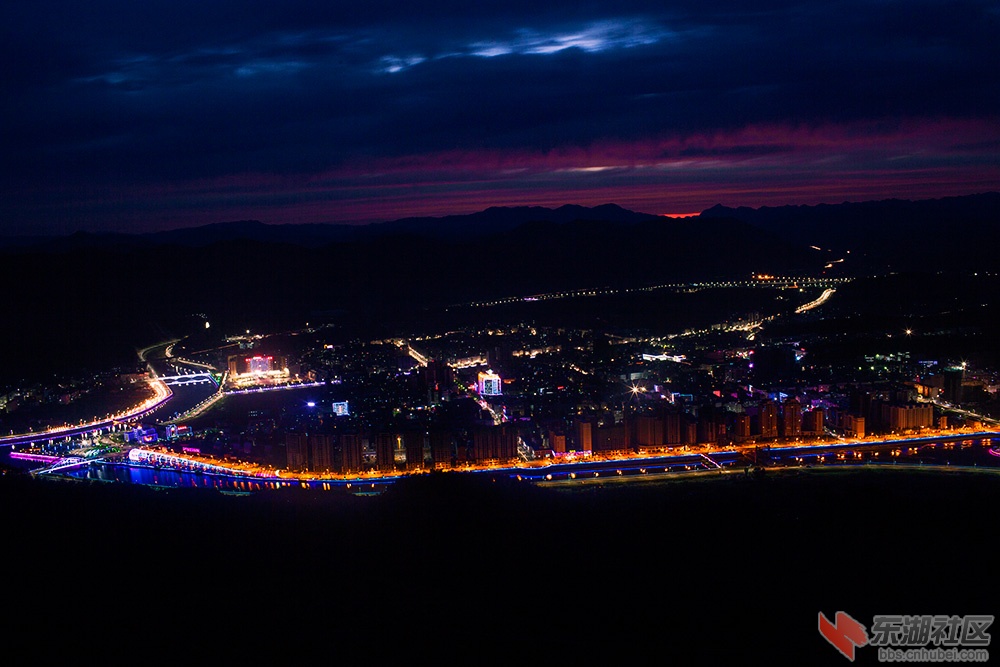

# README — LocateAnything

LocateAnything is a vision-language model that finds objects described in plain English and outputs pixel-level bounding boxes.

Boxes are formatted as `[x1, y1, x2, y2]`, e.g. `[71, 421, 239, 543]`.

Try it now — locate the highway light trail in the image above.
[0, 377, 172, 447]
[795, 288, 836, 313]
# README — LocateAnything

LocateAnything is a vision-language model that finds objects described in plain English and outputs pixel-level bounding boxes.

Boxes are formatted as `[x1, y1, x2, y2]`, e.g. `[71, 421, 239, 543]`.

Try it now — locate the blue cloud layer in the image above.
[1, 1, 997, 232]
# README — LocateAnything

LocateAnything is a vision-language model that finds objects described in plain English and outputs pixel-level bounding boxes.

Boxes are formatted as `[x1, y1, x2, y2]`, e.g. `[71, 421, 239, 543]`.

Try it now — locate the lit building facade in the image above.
[248, 355, 273, 374]
[477, 370, 502, 396]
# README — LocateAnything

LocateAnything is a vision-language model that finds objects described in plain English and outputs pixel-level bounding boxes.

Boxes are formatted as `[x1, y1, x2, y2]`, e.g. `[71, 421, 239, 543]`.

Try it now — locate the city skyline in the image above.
[3, 1, 999, 235]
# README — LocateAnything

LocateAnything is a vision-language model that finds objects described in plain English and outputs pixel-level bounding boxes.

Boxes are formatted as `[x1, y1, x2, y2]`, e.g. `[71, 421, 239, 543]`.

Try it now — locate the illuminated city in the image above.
[3, 0, 999, 660]
[4, 266, 999, 492]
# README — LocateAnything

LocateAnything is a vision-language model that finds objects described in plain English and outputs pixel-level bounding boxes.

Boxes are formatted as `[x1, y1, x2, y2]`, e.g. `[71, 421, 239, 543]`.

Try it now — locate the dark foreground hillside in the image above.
[3, 467, 994, 663]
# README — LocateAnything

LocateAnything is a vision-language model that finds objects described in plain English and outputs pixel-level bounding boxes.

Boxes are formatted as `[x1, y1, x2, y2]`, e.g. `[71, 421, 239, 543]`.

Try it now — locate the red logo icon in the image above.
[819, 611, 869, 661]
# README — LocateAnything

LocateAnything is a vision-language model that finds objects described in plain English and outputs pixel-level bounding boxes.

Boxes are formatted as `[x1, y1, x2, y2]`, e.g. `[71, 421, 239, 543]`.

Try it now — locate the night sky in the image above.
[2, 1, 998, 235]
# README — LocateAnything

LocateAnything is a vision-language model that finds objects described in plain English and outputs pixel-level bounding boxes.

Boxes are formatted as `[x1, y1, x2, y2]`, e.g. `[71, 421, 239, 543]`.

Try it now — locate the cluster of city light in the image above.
[224, 380, 325, 395]
[512, 345, 562, 358]
[13, 318, 999, 490]
[407, 346, 429, 366]
[464, 276, 852, 309]
[795, 288, 837, 313]
[449, 355, 487, 369]
[230, 368, 289, 384]
[641, 353, 686, 363]
[110, 420, 1000, 490]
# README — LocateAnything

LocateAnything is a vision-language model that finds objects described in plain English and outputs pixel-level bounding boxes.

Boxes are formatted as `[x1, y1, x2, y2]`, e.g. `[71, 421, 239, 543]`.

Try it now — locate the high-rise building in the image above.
[759, 400, 778, 438]
[472, 425, 518, 463]
[695, 416, 721, 445]
[574, 416, 595, 452]
[286, 433, 309, 471]
[424, 360, 454, 404]
[635, 414, 665, 449]
[843, 414, 866, 438]
[665, 412, 683, 445]
[429, 430, 454, 469]
[803, 409, 824, 435]
[340, 434, 363, 473]
[548, 430, 567, 454]
[310, 434, 334, 472]
[734, 414, 752, 441]
[593, 423, 628, 454]
[375, 433, 396, 472]
[881, 404, 934, 432]
[403, 431, 425, 470]
[683, 418, 698, 445]
[781, 397, 802, 438]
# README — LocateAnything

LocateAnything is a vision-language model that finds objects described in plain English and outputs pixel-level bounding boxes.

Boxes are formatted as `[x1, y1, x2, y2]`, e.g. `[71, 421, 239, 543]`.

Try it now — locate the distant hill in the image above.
[6, 194, 997, 261]
[699, 192, 1000, 272]
[368, 203, 658, 240]
[0, 203, 660, 252]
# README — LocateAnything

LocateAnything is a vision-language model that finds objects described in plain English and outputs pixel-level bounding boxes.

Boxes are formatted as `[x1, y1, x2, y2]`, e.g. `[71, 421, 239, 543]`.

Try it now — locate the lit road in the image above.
[0, 377, 172, 448]
[138, 338, 180, 363]
[795, 288, 836, 313]
[1, 339, 178, 448]
[519, 431, 1000, 486]
[924, 397, 1000, 426]
[16, 426, 996, 500]
[476, 397, 504, 425]
[464, 276, 851, 308]
[81, 427, 998, 492]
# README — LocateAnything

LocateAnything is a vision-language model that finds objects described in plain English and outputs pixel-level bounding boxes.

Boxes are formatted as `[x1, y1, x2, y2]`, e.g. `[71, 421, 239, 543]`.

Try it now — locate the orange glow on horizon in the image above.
[662, 212, 701, 218]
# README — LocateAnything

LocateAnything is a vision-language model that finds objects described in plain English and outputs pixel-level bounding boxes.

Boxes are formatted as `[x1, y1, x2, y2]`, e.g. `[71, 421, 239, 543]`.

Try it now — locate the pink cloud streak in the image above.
[31, 117, 1000, 232]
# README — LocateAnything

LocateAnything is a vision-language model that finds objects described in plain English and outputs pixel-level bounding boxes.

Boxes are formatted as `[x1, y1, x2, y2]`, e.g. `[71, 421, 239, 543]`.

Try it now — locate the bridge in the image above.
[32, 456, 91, 475]
[699, 452, 723, 469]
[127, 447, 264, 476]
[0, 378, 172, 448]
[155, 372, 218, 386]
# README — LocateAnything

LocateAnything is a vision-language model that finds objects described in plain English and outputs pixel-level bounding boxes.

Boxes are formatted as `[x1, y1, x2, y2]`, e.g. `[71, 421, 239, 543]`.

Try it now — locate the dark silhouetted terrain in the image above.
[2, 466, 994, 664]
[0, 205, 821, 384]
[701, 192, 1000, 273]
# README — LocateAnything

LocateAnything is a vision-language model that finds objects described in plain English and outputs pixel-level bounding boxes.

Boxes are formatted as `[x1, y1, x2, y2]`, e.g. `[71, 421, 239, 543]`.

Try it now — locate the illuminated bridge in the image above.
[0, 378, 172, 448]
[33, 456, 90, 475]
[155, 372, 218, 386]
[127, 448, 266, 476]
